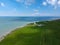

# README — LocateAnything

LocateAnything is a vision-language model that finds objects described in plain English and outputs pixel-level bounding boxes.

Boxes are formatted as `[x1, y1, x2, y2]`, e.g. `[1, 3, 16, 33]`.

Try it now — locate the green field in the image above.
[0, 19, 60, 45]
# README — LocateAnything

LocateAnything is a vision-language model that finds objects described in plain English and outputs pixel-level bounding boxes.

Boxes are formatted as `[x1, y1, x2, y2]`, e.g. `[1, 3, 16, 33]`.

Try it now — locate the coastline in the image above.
[0, 18, 60, 42]
[0, 18, 59, 41]
[0, 22, 31, 42]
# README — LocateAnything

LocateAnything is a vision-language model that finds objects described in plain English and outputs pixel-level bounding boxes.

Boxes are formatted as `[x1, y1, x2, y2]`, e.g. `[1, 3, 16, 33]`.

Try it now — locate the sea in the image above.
[0, 16, 60, 37]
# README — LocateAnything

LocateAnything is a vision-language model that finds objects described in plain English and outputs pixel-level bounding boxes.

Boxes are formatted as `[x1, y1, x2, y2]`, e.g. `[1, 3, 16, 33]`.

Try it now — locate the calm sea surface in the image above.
[0, 16, 60, 37]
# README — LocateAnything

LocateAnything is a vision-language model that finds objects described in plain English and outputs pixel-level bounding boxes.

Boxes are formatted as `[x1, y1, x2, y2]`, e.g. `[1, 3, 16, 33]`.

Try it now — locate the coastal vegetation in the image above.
[0, 19, 60, 45]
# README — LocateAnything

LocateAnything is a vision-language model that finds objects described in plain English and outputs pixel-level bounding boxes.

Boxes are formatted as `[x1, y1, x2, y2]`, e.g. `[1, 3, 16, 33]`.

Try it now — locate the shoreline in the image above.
[0, 22, 31, 42]
[0, 18, 60, 42]
[0, 18, 59, 39]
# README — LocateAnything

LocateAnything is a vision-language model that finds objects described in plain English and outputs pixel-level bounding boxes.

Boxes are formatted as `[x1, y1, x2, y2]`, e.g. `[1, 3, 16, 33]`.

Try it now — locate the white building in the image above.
[34, 22, 44, 26]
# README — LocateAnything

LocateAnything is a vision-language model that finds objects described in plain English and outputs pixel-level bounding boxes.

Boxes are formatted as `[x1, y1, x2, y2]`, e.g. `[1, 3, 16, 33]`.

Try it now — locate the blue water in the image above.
[0, 16, 60, 37]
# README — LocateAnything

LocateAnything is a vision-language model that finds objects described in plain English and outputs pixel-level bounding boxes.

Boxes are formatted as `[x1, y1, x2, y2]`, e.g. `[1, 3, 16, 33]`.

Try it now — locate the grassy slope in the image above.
[0, 19, 60, 45]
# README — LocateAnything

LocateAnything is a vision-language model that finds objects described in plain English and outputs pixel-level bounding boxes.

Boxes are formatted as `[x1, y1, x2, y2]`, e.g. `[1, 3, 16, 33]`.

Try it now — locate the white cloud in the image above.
[32, 12, 59, 16]
[0, 2, 5, 7]
[16, 0, 35, 8]
[42, 0, 60, 9]
[16, 0, 24, 3]
[16, 0, 35, 4]
[42, 2, 47, 6]
[16, 0, 60, 9]
[58, 0, 60, 6]
[58, 0, 60, 4]
[31, 8, 59, 16]
[24, 0, 35, 6]
[46, 0, 57, 5]
[32, 12, 40, 16]
[32, 9, 40, 16]
[33, 9, 39, 12]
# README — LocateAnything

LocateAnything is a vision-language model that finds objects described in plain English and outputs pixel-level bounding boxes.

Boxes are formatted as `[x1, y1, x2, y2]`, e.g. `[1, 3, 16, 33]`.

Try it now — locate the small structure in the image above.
[34, 21, 37, 25]
[37, 24, 44, 27]
[34, 22, 44, 27]
[0, 36, 4, 42]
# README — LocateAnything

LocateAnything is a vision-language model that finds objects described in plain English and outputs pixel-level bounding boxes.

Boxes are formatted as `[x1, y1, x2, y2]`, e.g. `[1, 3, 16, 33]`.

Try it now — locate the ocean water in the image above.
[0, 16, 60, 37]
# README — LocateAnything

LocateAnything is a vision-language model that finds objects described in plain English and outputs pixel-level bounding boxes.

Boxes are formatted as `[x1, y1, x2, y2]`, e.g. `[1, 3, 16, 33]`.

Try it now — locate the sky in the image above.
[0, 0, 60, 16]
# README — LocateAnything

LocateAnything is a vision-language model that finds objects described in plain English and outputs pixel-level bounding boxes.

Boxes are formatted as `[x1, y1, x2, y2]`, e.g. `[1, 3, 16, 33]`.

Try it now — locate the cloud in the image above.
[42, 2, 47, 6]
[16, 0, 35, 8]
[16, 0, 35, 4]
[33, 9, 39, 12]
[42, 0, 60, 9]
[32, 12, 58, 16]
[31, 12, 50, 16]
[32, 12, 40, 16]
[0, 2, 5, 7]
[16, 0, 24, 3]
[57, 0, 60, 6]
[58, 0, 60, 4]
[31, 9, 59, 16]
[24, 0, 35, 6]
[31, 9, 39, 16]
[16, 0, 60, 9]
[46, 0, 57, 5]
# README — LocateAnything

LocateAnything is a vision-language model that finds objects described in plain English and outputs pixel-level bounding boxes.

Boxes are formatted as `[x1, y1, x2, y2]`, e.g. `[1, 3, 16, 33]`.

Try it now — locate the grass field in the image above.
[0, 19, 60, 45]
